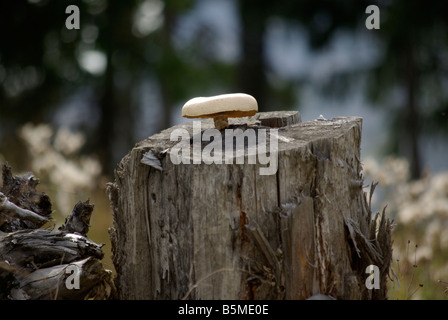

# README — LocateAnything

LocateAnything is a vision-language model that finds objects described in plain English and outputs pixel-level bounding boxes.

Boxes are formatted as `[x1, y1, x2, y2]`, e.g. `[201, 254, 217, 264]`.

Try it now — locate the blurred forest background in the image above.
[0, 0, 447, 299]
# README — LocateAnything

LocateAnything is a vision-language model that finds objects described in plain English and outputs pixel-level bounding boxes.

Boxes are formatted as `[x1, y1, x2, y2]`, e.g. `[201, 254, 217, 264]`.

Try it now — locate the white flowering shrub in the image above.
[19, 123, 102, 219]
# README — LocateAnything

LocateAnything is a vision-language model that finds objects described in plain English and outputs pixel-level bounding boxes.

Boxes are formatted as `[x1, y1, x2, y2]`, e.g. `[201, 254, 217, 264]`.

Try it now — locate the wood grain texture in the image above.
[108, 112, 392, 300]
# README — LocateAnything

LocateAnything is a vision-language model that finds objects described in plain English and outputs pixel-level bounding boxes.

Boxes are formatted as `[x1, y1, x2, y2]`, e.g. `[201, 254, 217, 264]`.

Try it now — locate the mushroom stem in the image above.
[213, 115, 229, 130]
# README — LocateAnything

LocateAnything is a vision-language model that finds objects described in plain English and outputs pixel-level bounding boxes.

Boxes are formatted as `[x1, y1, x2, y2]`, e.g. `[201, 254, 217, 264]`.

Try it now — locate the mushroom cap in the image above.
[182, 93, 258, 119]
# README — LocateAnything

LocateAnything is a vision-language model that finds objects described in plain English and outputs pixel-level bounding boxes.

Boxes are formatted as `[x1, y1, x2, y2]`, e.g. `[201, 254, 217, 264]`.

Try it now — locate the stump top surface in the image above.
[136, 111, 362, 154]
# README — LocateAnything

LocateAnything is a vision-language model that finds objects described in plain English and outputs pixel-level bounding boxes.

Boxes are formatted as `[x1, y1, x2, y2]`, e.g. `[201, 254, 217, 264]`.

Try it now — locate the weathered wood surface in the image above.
[0, 163, 116, 300]
[0, 165, 51, 231]
[108, 111, 392, 300]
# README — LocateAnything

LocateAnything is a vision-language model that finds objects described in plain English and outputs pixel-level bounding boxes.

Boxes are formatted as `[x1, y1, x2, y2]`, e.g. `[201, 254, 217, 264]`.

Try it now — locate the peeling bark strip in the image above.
[0, 164, 116, 300]
[108, 111, 393, 300]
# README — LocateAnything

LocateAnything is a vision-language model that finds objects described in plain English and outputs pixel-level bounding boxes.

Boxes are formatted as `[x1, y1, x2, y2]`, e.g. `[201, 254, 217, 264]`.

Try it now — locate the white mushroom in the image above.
[182, 93, 258, 130]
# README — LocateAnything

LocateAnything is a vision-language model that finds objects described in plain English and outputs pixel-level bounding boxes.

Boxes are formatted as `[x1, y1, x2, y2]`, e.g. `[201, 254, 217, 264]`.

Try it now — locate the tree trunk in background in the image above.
[404, 43, 422, 180]
[237, 1, 269, 110]
[96, 2, 138, 175]
[159, 4, 177, 132]
[108, 112, 393, 300]
[98, 50, 116, 175]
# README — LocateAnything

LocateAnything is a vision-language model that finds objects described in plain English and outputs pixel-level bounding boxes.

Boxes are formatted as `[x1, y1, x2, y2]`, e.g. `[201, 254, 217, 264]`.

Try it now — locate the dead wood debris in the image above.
[0, 163, 116, 300]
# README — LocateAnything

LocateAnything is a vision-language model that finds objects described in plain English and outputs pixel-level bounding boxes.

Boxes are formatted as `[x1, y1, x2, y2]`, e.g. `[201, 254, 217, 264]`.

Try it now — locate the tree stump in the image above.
[108, 111, 392, 300]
